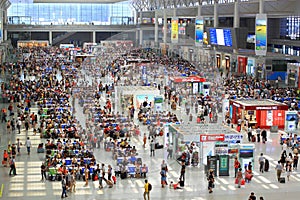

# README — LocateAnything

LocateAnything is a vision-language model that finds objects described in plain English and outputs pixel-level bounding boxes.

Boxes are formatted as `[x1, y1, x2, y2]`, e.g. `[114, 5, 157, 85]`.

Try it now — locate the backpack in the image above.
[148, 183, 152, 191]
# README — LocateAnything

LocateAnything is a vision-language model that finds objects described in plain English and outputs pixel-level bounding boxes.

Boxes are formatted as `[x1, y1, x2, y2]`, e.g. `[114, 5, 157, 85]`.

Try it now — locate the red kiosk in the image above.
[169, 76, 206, 94]
[229, 99, 288, 129]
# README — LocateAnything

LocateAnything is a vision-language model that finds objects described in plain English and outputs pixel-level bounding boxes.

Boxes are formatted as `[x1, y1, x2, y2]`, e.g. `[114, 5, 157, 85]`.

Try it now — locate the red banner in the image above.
[200, 134, 225, 142]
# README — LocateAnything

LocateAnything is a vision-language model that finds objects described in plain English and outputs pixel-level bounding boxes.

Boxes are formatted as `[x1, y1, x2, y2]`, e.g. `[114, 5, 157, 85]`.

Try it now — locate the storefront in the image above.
[229, 99, 288, 129]
[237, 56, 248, 74]
[246, 57, 256, 75]
[215, 53, 231, 70]
[17, 40, 49, 48]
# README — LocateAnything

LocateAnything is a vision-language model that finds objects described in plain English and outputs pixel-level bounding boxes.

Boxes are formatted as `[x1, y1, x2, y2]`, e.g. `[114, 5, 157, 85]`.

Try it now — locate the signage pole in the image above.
[201, 141, 203, 165]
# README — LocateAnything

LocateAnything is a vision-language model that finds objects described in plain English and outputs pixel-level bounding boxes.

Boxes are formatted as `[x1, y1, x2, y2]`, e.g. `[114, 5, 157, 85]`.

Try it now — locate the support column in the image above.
[139, 11, 143, 46]
[139, 29, 143, 46]
[197, 5, 201, 16]
[233, 0, 239, 28]
[92, 31, 96, 43]
[214, 0, 218, 28]
[154, 10, 158, 47]
[134, 9, 138, 25]
[3, 29, 7, 41]
[259, 0, 264, 14]
[135, 29, 139, 47]
[163, 9, 167, 44]
[49, 31, 52, 45]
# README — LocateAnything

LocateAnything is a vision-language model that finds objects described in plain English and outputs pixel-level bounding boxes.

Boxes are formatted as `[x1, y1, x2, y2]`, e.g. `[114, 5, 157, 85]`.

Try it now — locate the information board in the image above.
[219, 155, 229, 176]
[207, 156, 217, 176]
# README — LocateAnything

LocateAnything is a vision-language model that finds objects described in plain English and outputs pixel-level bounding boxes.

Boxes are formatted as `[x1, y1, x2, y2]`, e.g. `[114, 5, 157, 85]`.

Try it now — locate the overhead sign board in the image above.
[200, 134, 225, 142]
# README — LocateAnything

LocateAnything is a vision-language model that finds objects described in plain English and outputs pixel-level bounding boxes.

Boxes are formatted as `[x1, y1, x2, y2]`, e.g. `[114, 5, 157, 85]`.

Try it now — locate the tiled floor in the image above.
[0, 71, 298, 200]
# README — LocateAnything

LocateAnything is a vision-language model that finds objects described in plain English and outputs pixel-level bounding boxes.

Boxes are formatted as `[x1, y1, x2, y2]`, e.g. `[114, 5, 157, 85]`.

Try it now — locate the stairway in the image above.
[52, 32, 76, 46]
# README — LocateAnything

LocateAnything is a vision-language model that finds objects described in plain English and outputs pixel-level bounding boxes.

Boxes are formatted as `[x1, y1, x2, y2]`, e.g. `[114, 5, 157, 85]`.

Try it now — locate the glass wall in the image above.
[7, 0, 134, 25]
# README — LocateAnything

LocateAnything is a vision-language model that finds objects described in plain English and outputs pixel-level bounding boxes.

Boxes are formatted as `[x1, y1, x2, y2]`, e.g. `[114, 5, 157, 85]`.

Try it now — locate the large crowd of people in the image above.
[2, 44, 300, 200]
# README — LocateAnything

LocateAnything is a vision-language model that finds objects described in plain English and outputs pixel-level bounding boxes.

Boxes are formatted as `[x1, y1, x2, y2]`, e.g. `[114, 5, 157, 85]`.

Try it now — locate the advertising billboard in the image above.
[255, 14, 267, 56]
[285, 111, 298, 132]
[195, 16, 204, 46]
[171, 17, 179, 43]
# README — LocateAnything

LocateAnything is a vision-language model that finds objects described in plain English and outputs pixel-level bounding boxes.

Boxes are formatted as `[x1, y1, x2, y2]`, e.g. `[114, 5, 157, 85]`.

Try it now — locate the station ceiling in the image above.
[33, 0, 124, 4]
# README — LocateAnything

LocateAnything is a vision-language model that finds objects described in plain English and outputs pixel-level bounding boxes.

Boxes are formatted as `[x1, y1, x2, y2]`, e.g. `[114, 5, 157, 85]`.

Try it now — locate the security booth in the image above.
[229, 99, 288, 129]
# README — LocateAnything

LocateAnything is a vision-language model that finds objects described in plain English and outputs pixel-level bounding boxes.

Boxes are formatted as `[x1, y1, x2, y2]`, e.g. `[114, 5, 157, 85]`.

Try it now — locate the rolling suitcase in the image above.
[264, 159, 269, 172]
[279, 177, 285, 183]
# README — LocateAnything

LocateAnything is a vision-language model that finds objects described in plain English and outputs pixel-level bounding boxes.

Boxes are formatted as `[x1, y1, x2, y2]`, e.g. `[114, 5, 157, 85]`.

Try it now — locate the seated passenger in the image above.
[169, 181, 183, 190]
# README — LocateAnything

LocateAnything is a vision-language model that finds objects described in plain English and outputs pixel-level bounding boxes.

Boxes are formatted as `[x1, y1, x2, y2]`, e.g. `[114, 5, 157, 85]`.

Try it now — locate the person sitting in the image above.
[114, 164, 121, 177]
[57, 165, 64, 175]
[169, 181, 183, 190]
[71, 157, 78, 165]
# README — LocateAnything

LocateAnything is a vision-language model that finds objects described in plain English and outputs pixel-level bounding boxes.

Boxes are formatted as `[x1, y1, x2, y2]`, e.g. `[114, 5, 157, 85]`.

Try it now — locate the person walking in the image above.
[41, 162, 47, 181]
[143, 133, 147, 148]
[16, 118, 21, 134]
[258, 153, 265, 173]
[2, 150, 9, 167]
[107, 164, 112, 180]
[61, 175, 68, 198]
[160, 167, 167, 188]
[286, 161, 292, 181]
[9, 156, 17, 176]
[261, 129, 267, 143]
[293, 153, 298, 170]
[161, 160, 168, 171]
[256, 127, 261, 142]
[167, 144, 173, 159]
[236, 168, 243, 188]
[275, 161, 283, 182]
[98, 169, 103, 189]
[70, 171, 76, 192]
[84, 165, 89, 186]
[143, 179, 150, 200]
[179, 161, 186, 182]
[247, 126, 252, 142]
[16, 138, 21, 156]
[249, 192, 257, 200]
[150, 140, 155, 157]
[25, 137, 31, 155]
[234, 157, 240, 178]
[207, 169, 214, 193]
